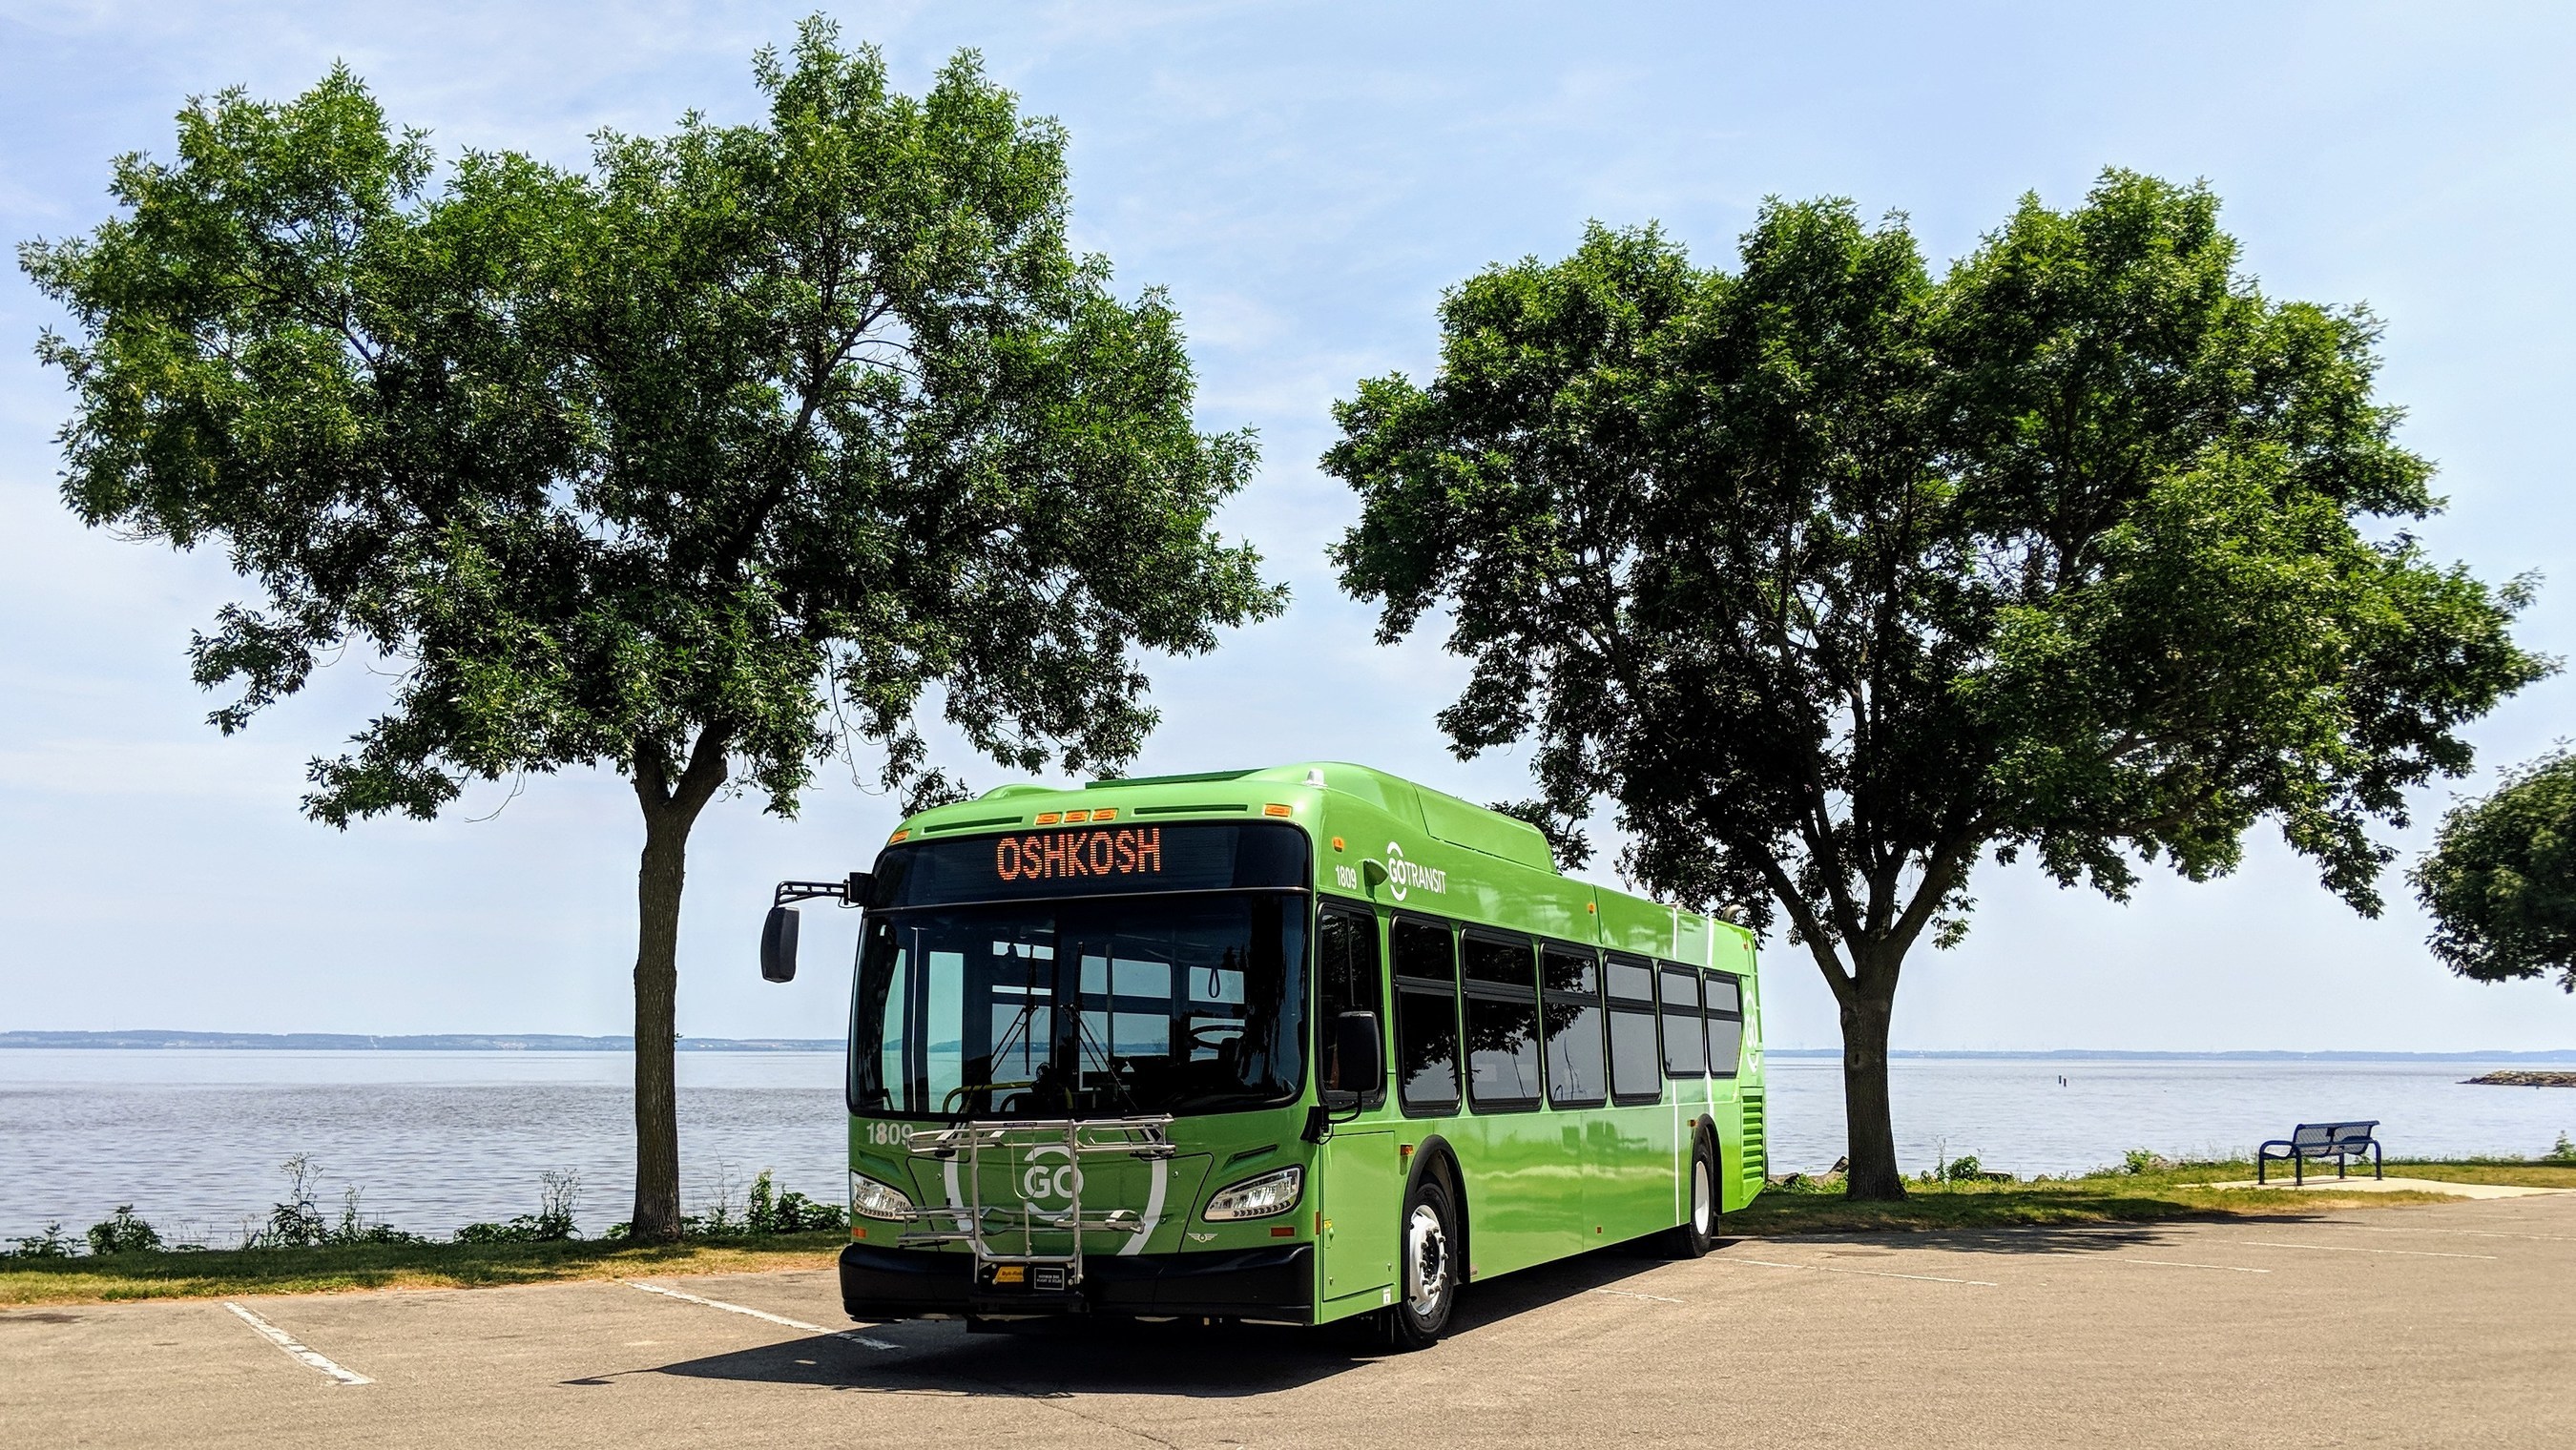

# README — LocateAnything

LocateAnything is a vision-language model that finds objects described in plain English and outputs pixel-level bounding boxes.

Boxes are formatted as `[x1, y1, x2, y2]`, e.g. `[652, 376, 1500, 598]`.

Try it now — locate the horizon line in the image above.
[3, 1029, 2572, 1061]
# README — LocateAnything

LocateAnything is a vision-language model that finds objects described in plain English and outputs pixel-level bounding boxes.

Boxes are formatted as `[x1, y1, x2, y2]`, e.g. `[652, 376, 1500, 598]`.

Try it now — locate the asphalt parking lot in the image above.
[10, 1191, 2575, 1449]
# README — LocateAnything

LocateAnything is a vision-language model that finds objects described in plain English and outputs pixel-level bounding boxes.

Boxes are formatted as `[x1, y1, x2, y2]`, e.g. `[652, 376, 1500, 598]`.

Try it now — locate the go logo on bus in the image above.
[1020, 1145, 1084, 1205]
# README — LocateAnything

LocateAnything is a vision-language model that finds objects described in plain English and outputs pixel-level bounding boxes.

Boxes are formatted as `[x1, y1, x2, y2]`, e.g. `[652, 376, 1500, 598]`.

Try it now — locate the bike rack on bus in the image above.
[892, 1115, 1175, 1289]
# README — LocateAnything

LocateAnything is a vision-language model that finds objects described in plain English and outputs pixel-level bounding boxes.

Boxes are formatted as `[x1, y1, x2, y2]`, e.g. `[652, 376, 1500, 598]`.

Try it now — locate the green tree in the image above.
[1327, 172, 2548, 1198]
[2414, 748, 2576, 988]
[21, 19, 1282, 1239]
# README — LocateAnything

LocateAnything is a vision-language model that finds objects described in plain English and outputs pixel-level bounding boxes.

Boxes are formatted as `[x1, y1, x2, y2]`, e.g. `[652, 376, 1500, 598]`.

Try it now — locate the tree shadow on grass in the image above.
[636, 1243, 1694, 1398]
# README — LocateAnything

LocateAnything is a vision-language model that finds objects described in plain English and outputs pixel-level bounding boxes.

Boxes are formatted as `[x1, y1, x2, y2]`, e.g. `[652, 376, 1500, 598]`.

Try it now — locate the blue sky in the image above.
[2, 2, 2569, 1053]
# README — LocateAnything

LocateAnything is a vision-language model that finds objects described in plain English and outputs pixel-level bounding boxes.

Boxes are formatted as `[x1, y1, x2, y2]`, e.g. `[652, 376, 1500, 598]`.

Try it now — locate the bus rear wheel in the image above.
[1657, 1133, 1717, 1258]
[1380, 1175, 1458, 1352]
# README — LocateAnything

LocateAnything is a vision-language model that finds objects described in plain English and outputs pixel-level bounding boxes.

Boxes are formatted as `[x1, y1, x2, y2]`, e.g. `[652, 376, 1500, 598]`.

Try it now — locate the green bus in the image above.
[758, 761, 1765, 1348]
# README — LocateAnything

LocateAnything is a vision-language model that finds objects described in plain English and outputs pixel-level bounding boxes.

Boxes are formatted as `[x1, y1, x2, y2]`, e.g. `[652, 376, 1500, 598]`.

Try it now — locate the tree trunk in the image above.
[1839, 982, 1906, 1201]
[629, 802, 692, 1242]
[627, 727, 731, 1244]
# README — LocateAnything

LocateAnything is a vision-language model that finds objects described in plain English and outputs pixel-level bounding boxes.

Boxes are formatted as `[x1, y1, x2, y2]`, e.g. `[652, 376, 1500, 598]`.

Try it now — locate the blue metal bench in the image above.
[2257, 1121, 2382, 1185]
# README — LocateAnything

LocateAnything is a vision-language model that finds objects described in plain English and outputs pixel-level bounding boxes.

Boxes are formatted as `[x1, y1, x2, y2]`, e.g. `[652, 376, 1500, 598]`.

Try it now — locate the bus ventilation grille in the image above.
[1741, 1090, 1767, 1187]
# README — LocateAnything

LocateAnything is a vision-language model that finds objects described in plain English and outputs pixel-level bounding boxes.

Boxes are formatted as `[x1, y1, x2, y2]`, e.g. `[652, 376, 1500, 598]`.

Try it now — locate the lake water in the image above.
[4, 1050, 2573, 1243]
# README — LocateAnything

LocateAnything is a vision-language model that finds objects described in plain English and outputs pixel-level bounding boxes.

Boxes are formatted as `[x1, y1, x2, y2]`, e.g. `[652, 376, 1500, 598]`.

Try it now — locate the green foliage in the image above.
[455, 1170, 581, 1244]
[6, 1223, 75, 1259]
[600, 1168, 841, 1241]
[744, 1170, 845, 1234]
[1326, 170, 2550, 1195]
[2412, 748, 2576, 989]
[2550, 1131, 2576, 1164]
[18, 19, 1280, 818]
[686, 1169, 844, 1238]
[249, 1155, 330, 1250]
[2120, 1148, 2173, 1176]
[20, 15, 1281, 1237]
[1915, 1153, 2005, 1185]
[85, 1207, 163, 1256]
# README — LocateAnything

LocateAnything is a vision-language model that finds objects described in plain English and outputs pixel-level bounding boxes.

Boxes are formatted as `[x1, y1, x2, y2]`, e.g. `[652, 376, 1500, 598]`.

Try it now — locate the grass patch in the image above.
[2378, 1160, 2576, 1189]
[0, 1231, 848, 1307]
[1722, 1158, 2576, 1237]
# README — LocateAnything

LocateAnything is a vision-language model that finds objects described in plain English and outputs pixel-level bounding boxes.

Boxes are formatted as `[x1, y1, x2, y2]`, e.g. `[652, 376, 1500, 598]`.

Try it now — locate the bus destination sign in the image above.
[995, 826, 1164, 883]
[872, 820, 1309, 907]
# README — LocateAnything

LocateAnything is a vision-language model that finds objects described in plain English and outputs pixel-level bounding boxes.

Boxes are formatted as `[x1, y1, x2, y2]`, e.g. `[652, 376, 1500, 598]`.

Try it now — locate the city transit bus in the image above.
[757, 761, 1764, 1349]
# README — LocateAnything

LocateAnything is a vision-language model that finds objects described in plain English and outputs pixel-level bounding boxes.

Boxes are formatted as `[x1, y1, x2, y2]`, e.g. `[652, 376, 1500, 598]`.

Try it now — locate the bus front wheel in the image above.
[1380, 1176, 1458, 1352]
[1657, 1133, 1717, 1258]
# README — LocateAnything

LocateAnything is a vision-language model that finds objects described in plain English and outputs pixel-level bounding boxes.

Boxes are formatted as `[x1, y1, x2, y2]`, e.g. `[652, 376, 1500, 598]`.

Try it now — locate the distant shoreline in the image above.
[0, 1030, 840, 1052]
[2, 1030, 2569, 1061]
[1765, 1048, 2576, 1062]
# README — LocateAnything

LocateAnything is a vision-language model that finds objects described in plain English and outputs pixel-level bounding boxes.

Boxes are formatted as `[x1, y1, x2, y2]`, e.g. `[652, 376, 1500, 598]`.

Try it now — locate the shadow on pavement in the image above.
[1734, 1210, 2350, 1258]
[635, 1241, 1694, 1397]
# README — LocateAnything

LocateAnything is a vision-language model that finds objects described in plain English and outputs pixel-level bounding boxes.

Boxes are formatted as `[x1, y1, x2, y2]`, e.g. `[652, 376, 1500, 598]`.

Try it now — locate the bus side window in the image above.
[1318, 906, 1385, 1108]
[1390, 918, 1461, 1115]
[1541, 945, 1606, 1109]
[1704, 971, 1745, 1079]
[1462, 933, 1542, 1112]
[1606, 954, 1661, 1103]
[1659, 963, 1706, 1078]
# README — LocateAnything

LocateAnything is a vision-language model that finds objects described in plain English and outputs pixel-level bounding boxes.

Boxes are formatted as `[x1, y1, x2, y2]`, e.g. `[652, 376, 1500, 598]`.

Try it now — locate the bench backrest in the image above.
[2291, 1121, 2379, 1151]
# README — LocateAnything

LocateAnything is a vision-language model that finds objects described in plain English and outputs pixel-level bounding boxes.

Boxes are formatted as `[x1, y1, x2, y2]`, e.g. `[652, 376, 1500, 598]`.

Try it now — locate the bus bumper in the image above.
[838, 1242, 1314, 1324]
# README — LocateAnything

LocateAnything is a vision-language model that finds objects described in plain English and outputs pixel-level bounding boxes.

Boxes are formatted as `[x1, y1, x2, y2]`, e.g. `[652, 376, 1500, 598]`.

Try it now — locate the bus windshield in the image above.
[850, 893, 1308, 1120]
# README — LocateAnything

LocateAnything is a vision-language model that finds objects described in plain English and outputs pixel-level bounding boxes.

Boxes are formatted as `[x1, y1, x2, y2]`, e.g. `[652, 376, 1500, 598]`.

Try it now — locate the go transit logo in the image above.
[1383, 841, 1448, 901]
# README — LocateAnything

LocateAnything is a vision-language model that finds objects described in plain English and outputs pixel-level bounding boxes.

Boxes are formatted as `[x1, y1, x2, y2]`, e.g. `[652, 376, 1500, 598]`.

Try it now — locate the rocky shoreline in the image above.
[2463, 1069, 2576, 1088]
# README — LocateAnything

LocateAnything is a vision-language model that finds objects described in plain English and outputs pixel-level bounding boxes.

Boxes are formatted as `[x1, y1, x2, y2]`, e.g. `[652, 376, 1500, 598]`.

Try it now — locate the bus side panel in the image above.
[1455, 1110, 1565, 1279]
[1590, 1100, 1674, 1244]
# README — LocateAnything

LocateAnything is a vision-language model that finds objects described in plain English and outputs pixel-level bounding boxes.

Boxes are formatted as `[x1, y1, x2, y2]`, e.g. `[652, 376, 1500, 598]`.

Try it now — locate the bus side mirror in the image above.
[1324, 1010, 1382, 1104]
[760, 905, 800, 984]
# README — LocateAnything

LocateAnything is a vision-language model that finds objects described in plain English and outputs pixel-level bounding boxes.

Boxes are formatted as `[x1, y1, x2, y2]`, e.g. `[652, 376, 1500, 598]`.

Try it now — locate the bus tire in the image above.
[1381, 1175, 1459, 1352]
[1656, 1132, 1718, 1258]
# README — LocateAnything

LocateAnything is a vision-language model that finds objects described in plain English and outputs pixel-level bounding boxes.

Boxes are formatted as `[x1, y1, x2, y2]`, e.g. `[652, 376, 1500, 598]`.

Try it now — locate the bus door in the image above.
[1315, 903, 1401, 1312]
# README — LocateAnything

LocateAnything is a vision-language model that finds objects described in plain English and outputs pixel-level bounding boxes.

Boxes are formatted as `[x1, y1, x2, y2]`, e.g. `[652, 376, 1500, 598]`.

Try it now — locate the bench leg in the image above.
[2295, 1154, 2304, 1187]
[2373, 1143, 2382, 1181]
[2337, 1154, 2347, 1180]
[2258, 1154, 2267, 1186]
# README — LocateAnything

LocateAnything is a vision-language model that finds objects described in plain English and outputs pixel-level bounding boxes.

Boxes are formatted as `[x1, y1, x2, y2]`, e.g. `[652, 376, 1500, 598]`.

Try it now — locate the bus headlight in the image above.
[849, 1170, 915, 1221]
[1202, 1165, 1303, 1222]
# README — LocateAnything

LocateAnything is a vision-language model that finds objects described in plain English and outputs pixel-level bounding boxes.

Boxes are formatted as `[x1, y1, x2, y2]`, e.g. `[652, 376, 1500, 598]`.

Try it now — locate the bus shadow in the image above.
[642, 1245, 1694, 1398]
[1729, 1209, 2357, 1259]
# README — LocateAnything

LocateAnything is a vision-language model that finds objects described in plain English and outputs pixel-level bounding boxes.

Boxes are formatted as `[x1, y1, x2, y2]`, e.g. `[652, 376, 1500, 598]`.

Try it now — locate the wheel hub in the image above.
[1404, 1203, 1449, 1315]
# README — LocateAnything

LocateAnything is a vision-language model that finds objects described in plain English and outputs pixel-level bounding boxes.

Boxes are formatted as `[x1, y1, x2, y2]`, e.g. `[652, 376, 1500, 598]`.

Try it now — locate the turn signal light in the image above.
[1062, 809, 1091, 823]
[1035, 811, 1061, 825]
[887, 829, 909, 843]
[1262, 803, 1293, 818]
[1091, 807, 1116, 821]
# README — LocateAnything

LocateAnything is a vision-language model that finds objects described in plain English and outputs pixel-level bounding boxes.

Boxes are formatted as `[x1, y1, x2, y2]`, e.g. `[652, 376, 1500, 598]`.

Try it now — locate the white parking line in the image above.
[223, 1302, 372, 1386]
[2225, 1240, 2499, 1260]
[1718, 1256, 1996, 1287]
[1589, 1287, 1684, 1303]
[2307, 1224, 2576, 1244]
[626, 1280, 900, 1350]
[2117, 1258, 2272, 1274]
